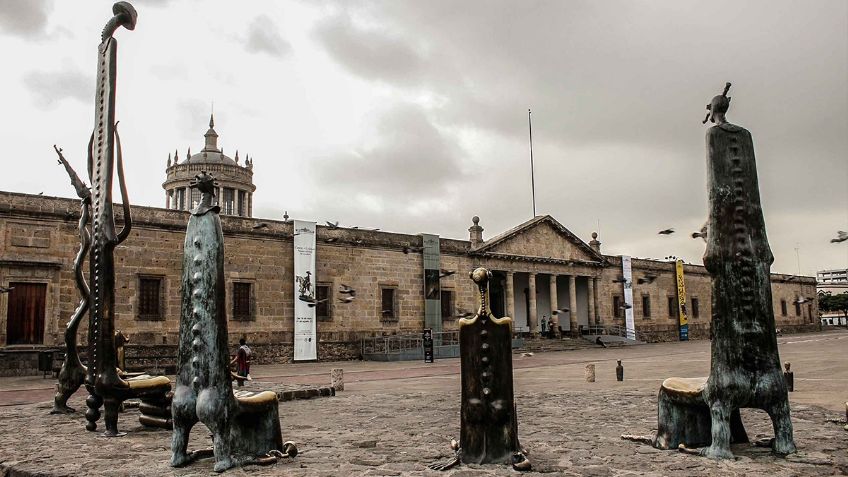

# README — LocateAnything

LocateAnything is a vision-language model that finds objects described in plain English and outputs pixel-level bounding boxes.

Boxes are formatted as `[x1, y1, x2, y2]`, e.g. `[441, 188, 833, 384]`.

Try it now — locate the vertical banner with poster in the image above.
[422, 234, 442, 334]
[621, 255, 636, 340]
[675, 259, 689, 341]
[293, 220, 317, 361]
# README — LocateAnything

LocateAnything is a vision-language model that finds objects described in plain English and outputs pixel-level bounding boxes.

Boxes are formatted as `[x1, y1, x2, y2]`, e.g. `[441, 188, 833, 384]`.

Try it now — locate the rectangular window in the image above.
[316, 284, 331, 321]
[138, 277, 163, 320]
[613, 295, 622, 319]
[642, 295, 651, 319]
[441, 290, 453, 320]
[190, 187, 201, 210]
[380, 287, 397, 322]
[794, 300, 801, 316]
[175, 188, 185, 210]
[691, 297, 700, 319]
[223, 188, 235, 215]
[668, 296, 677, 319]
[238, 190, 246, 216]
[233, 282, 253, 320]
[780, 299, 787, 316]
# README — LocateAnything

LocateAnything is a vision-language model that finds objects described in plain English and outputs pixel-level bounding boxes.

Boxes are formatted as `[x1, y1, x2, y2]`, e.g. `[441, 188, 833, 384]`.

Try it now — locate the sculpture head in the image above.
[470, 267, 492, 287]
[189, 171, 217, 195]
[702, 82, 732, 125]
[101, 2, 138, 41]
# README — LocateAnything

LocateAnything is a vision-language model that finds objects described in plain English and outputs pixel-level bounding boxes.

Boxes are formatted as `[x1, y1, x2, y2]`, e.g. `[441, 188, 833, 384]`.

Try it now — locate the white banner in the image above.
[293, 220, 317, 361]
[622, 255, 636, 340]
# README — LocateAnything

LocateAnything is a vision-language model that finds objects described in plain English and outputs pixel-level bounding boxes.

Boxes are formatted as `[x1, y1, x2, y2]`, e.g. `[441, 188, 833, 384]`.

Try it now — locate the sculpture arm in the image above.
[54, 143, 91, 200]
[114, 123, 133, 244]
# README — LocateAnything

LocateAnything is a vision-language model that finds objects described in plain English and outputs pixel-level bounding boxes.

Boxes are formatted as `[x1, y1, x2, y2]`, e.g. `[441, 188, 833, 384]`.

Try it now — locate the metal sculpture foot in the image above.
[427, 455, 460, 472]
[50, 404, 77, 415]
[171, 448, 213, 468]
[621, 434, 654, 445]
[698, 445, 734, 460]
[511, 451, 532, 471]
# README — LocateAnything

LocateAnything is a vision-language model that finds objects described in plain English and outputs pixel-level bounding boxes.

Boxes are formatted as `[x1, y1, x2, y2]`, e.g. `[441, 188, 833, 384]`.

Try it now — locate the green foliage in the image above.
[817, 291, 848, 316]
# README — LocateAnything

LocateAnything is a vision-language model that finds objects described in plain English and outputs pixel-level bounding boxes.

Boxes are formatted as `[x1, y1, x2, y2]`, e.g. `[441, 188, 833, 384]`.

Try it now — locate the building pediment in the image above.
[471, 215, 604, 264]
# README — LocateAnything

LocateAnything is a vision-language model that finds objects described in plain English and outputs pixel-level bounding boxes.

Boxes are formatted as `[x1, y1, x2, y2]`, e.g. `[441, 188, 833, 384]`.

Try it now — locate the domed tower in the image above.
[162, 114, 256, 217]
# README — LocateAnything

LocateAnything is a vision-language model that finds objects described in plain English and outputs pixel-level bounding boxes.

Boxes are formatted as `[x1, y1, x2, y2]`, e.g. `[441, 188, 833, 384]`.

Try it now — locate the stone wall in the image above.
[0, 191, 819, 375]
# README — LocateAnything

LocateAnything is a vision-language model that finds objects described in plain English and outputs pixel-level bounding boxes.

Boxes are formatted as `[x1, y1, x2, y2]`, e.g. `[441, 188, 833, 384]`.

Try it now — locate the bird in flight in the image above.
[403, 245, 424, 254]
[325, 221, 339, 229]
[252, 223, 268, 229]
[619, 303, 633, 310]
[307, 299, 327, 308]
[0, 286, 14, 294]
[612, 276, 627, 284]
[691, 224, 708, 241]
[551, 308, 570, 315]
[338, 296, 355, 304]
[439, 270, 456, 279]
[339, 284, 356, 296]
[658, 228, 675, 235]
[637, 274, 657, 285]
[831, 231, 847, 243]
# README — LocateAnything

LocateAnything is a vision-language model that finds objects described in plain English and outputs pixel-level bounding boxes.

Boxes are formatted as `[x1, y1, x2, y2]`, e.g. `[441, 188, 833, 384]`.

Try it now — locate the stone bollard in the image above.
[783, 362, 794, 392]
[331, 368, 344, 391]
[585, 364, 595, 383]
[616, 360, 624, 382]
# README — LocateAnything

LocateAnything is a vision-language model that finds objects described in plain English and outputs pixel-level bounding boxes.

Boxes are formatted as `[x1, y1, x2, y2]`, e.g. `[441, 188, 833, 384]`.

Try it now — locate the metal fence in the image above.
[361, 330, 460, 357]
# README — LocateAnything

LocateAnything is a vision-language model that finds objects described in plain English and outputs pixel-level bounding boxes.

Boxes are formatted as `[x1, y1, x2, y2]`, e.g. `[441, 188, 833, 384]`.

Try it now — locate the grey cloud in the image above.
[24, 67, 91, 108]
[0, 0, 51, 38]
[244, 15, 291, 57]
[312, 11, 427, 86]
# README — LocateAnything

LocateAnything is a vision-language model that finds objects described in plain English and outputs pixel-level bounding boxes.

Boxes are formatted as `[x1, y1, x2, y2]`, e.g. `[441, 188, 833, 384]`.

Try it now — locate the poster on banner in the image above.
[293, 220, 317, 361]
[675, 260, 689, 341]
[621, 255, 636, 340]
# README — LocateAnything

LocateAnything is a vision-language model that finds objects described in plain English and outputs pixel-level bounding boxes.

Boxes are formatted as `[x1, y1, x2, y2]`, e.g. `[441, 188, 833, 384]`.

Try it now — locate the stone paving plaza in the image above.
[0, 330, 846, 476]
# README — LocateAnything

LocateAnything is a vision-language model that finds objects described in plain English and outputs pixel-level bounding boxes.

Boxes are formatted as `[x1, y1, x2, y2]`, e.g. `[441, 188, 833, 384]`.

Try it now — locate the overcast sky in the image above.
[1, 0, 846, 276]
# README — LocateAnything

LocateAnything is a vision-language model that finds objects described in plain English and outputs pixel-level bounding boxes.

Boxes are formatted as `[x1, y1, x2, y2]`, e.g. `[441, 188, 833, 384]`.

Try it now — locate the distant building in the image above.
[817, 268, 848, 326]
[162, 115, 256, 217]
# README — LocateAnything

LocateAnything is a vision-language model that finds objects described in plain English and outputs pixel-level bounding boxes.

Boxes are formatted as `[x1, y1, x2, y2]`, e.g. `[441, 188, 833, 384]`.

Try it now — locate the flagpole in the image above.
[528, 108, 537, 217]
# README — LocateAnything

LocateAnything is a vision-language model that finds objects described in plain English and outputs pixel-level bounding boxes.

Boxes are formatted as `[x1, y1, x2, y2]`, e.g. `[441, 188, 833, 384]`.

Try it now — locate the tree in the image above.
[817, 291, 848, 324]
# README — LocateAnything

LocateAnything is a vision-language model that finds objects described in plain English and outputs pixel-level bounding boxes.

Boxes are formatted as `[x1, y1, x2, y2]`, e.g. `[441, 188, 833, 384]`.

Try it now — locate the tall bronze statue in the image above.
[81, 2, 171, 437]
[51, 146, 92, 414]
[628, 83, 795, 459]
[171, 172, 296, 472]
[430, 268, 530, 471]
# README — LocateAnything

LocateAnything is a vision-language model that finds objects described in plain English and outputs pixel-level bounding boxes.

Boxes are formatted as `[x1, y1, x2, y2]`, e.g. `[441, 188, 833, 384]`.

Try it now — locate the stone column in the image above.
[569, 275, 578, 337]
[528, 273, 538, 334]
[506, 272, 515, 321]
[549, 275, 559, 337]
[593, 278, 600, 325]
[165, 191, 171, 209]
[587, 277, 595, 330]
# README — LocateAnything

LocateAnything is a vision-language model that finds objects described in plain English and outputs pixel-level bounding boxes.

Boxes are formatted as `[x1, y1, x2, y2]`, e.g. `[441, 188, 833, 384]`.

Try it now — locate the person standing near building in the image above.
[230, 337, 252, 386]
[540, 316, 548, 338]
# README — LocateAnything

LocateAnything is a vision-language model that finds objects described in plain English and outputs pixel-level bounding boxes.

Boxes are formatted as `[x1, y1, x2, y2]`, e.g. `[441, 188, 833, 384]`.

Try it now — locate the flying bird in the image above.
[0, 286, 14, 294]
[324, 237, 338, 243]
[252, 223, 268, 229]
[325, 221, 339, 229]
[612, 276, 627, 284]
[307, 299, 327, 308]
[354, 239, 364, 245]
[551, 308, 570, 315]
[403, 246, 423, 254]
[831, 231, 848, 243]
[439, 270, 456, 279]
[339, 284, 356, 296]
[453, 312, 474, 319]
[620, 303, 633, 310]
[793, 297, 813, 304]
[637, 274, 657, 285]
[338, 296, 355, 304]
[658, 228, 675, 235]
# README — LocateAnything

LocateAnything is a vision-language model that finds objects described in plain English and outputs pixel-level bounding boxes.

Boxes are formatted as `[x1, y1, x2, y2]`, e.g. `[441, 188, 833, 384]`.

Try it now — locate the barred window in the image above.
[780, 299, 787, 316]
[316, 284, 331, 321]
[223, 188, 235, 215]
[380, 287, 397, 322]
[190, 187, 201, 210]
[175, 188, 186, 210]
[794, 300, 801, 316]
[441, 290, 453, 320]
[642, 295, 651, 319]
[238, 190, 246, 216]
[691, 297, 700, 319]
[613, 295, 622, 319]
[668, 296, 677, 319]
[233, 282, 253, 320]
[138, 277, 162, 320]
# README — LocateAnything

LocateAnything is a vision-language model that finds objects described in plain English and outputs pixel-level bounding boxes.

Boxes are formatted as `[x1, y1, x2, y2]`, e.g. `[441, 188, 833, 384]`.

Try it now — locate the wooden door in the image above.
[5, 282, 46, 345]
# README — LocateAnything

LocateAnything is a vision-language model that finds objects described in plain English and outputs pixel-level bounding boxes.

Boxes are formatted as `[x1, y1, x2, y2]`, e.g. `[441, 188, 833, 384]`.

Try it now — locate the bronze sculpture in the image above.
[79, 1, 171, 436]
[632, 83, 795, 459]
[51, 146, 92, 414]
[171, 172, 296, 472]
[430, 268, 530, 471]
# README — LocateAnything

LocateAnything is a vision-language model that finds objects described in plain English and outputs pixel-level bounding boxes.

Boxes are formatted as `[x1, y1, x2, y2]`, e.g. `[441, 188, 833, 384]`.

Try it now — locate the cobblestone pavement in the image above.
[0, 330, 846, 476]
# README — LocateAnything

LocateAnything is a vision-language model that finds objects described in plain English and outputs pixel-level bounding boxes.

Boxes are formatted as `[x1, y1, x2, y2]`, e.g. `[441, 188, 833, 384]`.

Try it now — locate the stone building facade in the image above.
[162, 115, 256, 217]
[0, 191, 819, 374]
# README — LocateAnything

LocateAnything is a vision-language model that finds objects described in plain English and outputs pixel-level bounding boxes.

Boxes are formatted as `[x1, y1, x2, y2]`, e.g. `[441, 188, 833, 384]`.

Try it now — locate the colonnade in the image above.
[504, 271, 600, 337]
